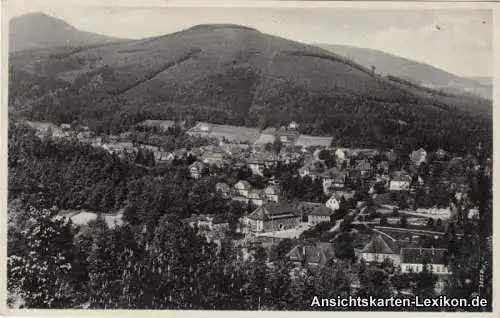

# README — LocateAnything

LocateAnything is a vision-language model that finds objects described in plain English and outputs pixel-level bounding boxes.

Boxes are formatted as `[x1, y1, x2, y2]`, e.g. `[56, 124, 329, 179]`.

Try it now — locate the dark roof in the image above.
[360, 234, 399, 254]
[310, 205, 334, 216]
[286, 242, 335, 266]
[353, 160, 373, 171]
[401, 248, 448, 265]
[247, 202, 296, 221]
[320, 167, 348, 181]
[295, 201, 323, 214]
[391, 171, 411, 182]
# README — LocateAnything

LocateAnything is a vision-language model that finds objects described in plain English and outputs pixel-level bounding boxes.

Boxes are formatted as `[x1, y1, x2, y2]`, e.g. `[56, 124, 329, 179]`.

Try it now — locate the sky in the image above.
[5, 3, 493, 78]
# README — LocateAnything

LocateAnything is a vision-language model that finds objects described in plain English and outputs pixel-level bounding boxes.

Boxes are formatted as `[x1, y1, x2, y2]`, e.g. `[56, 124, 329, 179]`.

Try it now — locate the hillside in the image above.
[315, 44, 492, 100]
[9, 23, 492, 154]
[9, 12, 125, 51]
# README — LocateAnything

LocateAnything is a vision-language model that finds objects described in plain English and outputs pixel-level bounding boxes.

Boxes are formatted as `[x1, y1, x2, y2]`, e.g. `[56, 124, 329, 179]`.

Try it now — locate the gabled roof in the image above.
[360, 235, 398, 254]
[234, 180, 252, 189]
[354, 160, 373, 171]
[286, 242, 335, 265]
[247, 202, 296, 220]
[265, 185, 280, 195]
[215, 182, 230, 191]
[189, 161, 206, 170]
[401, 248, 448, 265]
[310, 206, 334, 216]
[320, 167, 348, 180]
[391, 171, 412, 182]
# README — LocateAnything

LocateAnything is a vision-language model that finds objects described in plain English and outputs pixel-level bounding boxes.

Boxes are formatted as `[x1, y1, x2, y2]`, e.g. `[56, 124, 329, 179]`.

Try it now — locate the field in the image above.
[60, 210, 124, 228]
[294, 134, 333, 148]
[187, 122, 261, 143]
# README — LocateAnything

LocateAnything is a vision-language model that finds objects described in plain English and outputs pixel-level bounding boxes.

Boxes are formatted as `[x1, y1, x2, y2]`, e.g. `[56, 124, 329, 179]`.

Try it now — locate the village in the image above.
[24, 118, 488, 297]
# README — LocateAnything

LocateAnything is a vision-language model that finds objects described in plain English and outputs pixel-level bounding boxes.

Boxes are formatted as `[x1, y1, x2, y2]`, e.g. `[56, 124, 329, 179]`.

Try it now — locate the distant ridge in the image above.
[9, 12, 127, 51]
[315, 43, 492, 100]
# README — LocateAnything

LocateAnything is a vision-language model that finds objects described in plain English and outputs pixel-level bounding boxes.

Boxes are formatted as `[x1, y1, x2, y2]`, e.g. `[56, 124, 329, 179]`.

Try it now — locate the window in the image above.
[279, 223, 284, 230]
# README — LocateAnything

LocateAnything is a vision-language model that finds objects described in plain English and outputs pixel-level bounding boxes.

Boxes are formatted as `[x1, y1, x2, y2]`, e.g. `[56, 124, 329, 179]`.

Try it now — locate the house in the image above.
[434, 148, 448, 160]
[299, 160, 327, 179]
[279, 150, 303, 165]
[335, 148, 348, 162]
[351, 159, 373, 176]
[325, 194, 342, 211]
[276, 126, 300, 145]
[189, 161, 206, 179]
[288, 121, 299, 130]
[413, 207, 452, 220]
[184, 214, 229, 233]
[400, 248, 451, 275]
[294, 201, 323, 222]
[286, 242, 336, 267]
[234, 180, 252, 197]
[410, 148, 428, 166]
[103, 142, 137, 157]
[264, 185, 281, 203]
[308, 206, 335, 225]
[320, 168, 348, 195]
[60, 123, 71, 130]
[247, 152, 278, 176]
[376, 161, 390, 174]
[201, 151, 227, 167]
[247, 189, 266, 206]
[245, 202, 300, 233]
[389, 171, 412, 191]
[357, 234, 401, 266]
[215, 182, 231, 198]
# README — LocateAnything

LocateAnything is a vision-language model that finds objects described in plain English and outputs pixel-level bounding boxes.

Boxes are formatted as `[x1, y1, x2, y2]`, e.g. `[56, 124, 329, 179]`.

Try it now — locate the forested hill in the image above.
[9, 23, 492, 154]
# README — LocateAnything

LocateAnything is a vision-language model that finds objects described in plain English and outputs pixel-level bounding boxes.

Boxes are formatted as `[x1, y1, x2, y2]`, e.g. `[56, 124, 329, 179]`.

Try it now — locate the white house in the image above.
[389, 172, 412, 191]
[264, 185, 280, 203]
[308, 206, 335, 225]
[288, 121, 299, 130]
[247, 189, 266, 206]
[410, 148, 428, 166]
[413, 207, 452, 220]
[234, 180, 252, 197]
[325, 195, 342, 211]
[189, 161, 206, 179]
[400, 248, 451, 275]
[335, 148, 348, 162]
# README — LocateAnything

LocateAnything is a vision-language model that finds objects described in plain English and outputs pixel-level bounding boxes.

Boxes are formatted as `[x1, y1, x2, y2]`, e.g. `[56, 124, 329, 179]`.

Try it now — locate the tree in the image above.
[7, 207, 82, 308]
[380, 215, 388, 226]
[334, 232, 355, 261]
[400, 215, 408, 228]
[426, 218, 435, 229]
[272, 139, 283, 154]
[269, 238, 294, 262]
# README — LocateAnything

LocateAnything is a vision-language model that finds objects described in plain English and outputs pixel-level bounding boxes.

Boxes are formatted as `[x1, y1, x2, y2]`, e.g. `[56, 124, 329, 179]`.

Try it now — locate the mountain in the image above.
[315, 44, 492, 100]
[9, 13, 125, 51]
[9, 23, 491, 153]
[469, 76, 492, 88]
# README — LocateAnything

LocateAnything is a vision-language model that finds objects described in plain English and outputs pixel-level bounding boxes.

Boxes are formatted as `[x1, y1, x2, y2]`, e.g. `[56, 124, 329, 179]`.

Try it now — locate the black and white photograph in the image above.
[3, 1, 495, 312]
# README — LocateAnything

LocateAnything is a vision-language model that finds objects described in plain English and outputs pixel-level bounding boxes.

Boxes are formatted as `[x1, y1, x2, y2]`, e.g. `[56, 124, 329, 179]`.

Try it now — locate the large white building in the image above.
[400, 248, 451, 275]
